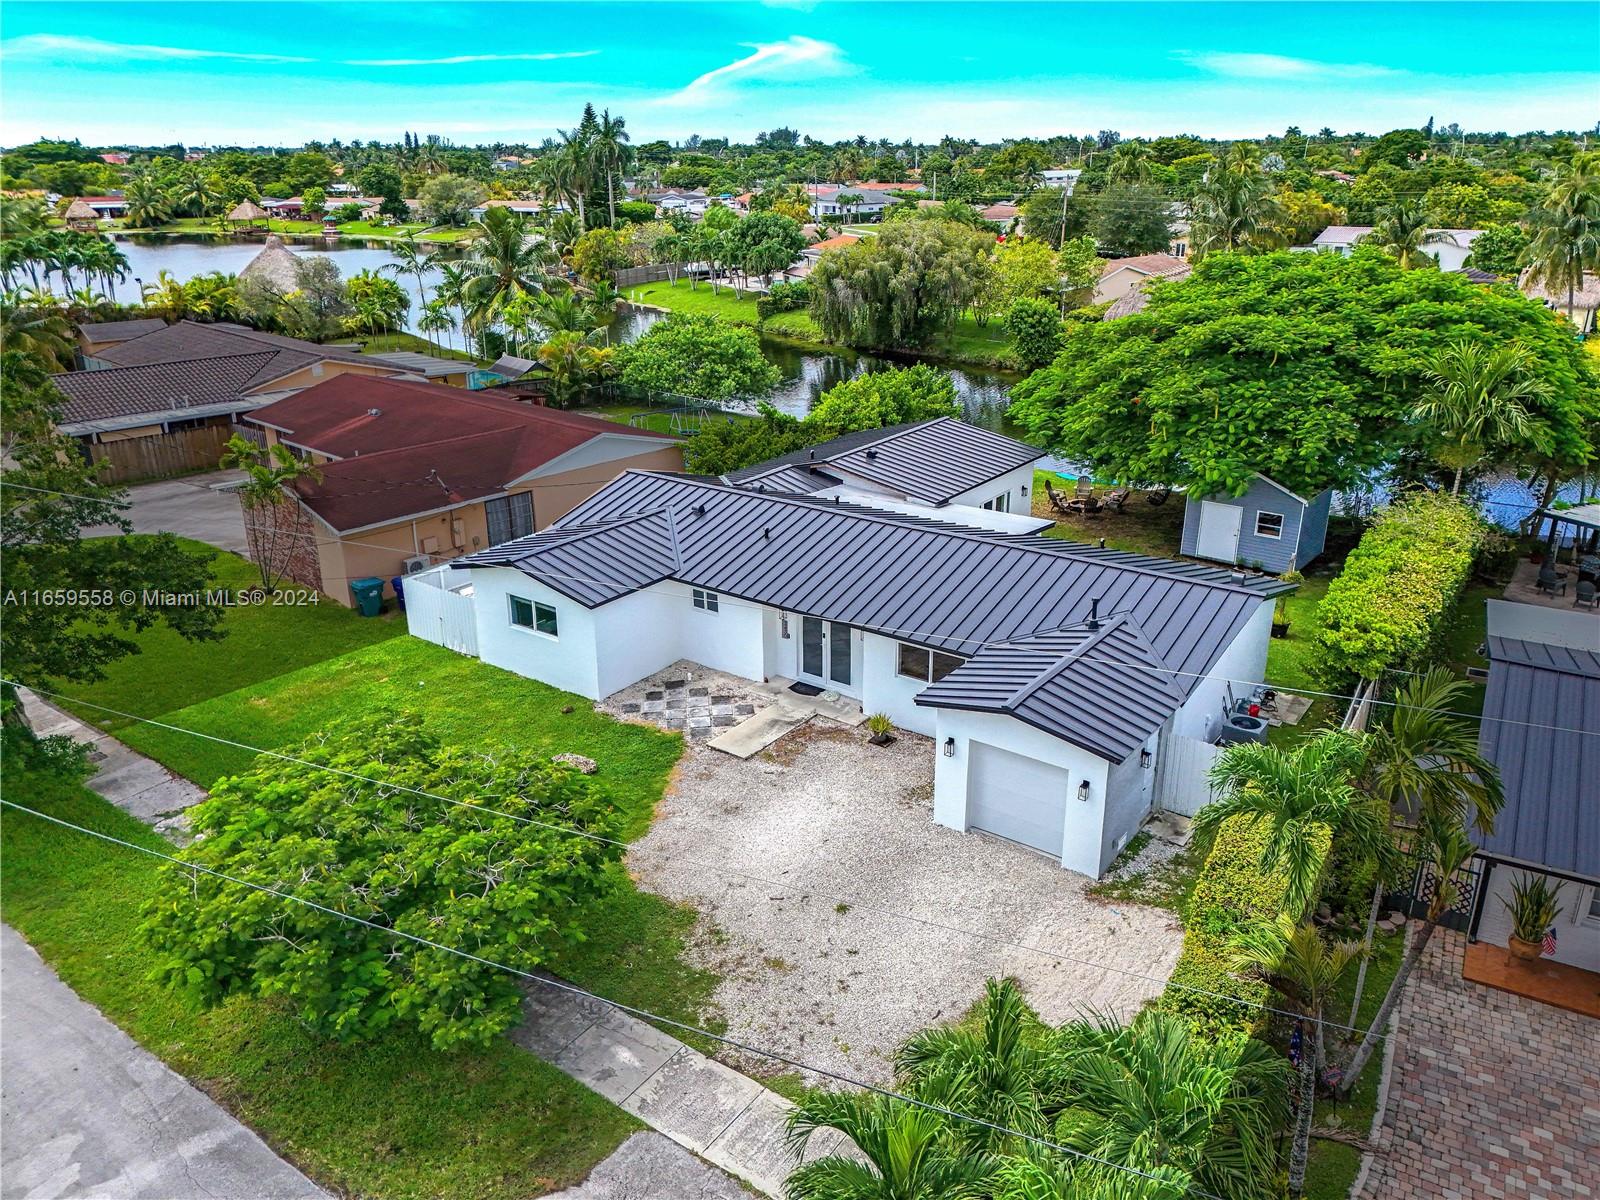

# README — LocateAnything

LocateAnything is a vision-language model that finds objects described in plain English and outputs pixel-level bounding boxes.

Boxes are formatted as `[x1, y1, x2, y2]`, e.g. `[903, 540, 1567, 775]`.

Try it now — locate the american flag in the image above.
[1542, 926, 1558, 957]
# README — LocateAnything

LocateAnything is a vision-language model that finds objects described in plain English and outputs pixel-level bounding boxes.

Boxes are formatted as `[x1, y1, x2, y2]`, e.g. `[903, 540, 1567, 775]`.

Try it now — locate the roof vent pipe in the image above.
[1086, 597, 1101, 631]
[368, 408, 382, 417]
[694, 504, 706, 516]
[865, 448, 878, 460]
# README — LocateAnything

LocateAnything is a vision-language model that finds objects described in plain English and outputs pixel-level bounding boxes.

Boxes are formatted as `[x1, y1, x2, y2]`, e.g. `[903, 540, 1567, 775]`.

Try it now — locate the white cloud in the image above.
[1184, 52, 1399, 81]
[656, 35, 846, 105]
[3, 33, 313, 64]
[345, 51, 598, 66]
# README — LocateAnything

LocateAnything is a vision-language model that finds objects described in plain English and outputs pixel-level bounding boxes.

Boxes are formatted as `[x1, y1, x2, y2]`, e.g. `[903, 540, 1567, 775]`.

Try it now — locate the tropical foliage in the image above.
[616, 312, 779, 401]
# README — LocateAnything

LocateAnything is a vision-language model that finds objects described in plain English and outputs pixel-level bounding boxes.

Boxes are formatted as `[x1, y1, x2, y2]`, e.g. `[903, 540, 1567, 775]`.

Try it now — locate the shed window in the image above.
[1255, 511, 1285, 539]
[509, 595, 558, 637]
[485, 492, 534, 546]
[692, 588, 719, 612]
[896, 642, 967, 683]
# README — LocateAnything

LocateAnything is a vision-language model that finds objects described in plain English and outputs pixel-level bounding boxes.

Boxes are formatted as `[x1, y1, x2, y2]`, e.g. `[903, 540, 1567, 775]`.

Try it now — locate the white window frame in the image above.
[981, 492, 1011, 513]
[1254, 510, 1286, 539]
[1580, 885, 1600, 929]
[509, 594, 558, 639]
[692, 588, 719, 613]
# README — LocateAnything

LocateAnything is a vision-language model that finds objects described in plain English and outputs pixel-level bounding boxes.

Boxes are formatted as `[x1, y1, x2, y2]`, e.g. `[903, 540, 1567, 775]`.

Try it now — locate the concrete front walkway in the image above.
[513, 980, 848, 1197]
[18, 687, 203, 840]
[1, 926, 326, 1200]
[82, 469, 247, 554]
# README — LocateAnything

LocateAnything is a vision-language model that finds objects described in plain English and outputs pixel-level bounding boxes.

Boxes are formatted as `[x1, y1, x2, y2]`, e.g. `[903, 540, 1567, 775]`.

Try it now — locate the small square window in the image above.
[510, 595, 557, 637]
[931, 651, 965, 682]
[897, 643, 931, 681]
[509, 595, 535, 628]
[534, 602, 558, 636]
[1255, 511, 1285, 539]
[693, 588, 719, 612]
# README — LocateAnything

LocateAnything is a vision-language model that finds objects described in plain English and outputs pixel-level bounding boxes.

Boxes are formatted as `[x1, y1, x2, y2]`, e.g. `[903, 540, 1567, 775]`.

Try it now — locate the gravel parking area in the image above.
[630, 721, 1185, 1086]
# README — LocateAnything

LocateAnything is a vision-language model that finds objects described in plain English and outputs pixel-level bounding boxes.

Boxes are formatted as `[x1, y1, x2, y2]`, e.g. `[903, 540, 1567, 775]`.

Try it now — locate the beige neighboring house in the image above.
[239, 375, 683, 606]
[1094, 253, 1193, 311]
[50, 320, 410, 483]
[1520, 268, 1600, 334]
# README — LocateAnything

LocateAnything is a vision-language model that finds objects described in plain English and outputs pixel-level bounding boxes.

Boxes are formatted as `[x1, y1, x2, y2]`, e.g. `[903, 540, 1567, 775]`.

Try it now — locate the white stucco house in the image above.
[411, 419, 1292, 878]
[1299, 225, 1484, 273]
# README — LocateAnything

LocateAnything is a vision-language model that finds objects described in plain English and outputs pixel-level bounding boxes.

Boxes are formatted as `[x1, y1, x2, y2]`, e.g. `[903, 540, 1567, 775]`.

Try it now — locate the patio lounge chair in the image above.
[1146, 486, 1173, 506]
[1575, 580, 1598, 610]
[1536, 565, 1568, 597]
[1103, 488, 1132, 513]
[1045, 479, 1100, 516]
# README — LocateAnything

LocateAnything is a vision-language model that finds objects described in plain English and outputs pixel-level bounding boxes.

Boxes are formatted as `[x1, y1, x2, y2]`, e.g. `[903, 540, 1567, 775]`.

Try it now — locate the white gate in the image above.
[404, 565, 479, 657]
[1153, 735, 1220, 817]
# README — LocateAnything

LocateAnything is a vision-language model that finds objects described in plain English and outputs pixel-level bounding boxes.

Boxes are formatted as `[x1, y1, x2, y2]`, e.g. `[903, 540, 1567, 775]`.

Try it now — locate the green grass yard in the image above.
[1, 765, 640, 1200]
[626, 277, 1017, 367]
[1029, 471, 1188, 559]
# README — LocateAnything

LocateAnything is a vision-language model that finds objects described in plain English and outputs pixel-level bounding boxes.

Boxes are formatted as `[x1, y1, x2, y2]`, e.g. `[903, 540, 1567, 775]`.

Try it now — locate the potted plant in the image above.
[1502, 873, 1563, 961]
[1271, 570, 1302, 639]
[865, 713, 896, 747]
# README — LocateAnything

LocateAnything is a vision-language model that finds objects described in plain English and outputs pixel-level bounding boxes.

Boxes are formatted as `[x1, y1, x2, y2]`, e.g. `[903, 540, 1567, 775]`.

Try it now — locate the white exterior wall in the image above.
[1171, 598, 1274, 741]
[471, 567, 603, 699]
[675, 586, 767, 682]
[590, 588, 686, 698]
[860, 632, 941, 737]
[949, 463, 1037, 513]
[931, 708, 1112, 877]
[1475, 862, 1600, 973]
[1102, 732, 1160, 871]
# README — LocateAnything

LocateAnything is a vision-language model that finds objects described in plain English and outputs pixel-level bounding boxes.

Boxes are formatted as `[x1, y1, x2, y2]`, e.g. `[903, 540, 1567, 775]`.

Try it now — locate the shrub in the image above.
[756, 279, 810, 320]
[1311, 491, 1482, 689]
[1003, 297, 1065, 370]
[1162, 815, 1330, 1039]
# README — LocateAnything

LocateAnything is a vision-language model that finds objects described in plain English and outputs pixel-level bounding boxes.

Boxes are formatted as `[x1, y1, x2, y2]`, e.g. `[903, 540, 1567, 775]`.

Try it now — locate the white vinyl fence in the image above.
[1153, 734, 1221, 817]
[404, 564, 479, 658]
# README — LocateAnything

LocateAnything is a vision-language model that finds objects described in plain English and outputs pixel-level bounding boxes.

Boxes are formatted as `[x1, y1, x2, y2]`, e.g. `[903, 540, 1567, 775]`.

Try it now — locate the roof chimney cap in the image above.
[1086, 597, 1101, 631]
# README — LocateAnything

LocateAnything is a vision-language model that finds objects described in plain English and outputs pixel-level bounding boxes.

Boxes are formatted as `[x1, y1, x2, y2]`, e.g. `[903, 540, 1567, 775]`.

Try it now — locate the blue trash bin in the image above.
[391, 576, 406, 612]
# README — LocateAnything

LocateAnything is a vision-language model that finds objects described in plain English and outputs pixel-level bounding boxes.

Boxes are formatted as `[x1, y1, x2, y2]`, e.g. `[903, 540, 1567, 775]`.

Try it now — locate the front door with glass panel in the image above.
[800, 616, 854, 692]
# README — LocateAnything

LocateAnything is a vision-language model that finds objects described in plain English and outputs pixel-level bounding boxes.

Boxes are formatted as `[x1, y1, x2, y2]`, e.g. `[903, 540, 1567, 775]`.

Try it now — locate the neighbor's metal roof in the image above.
[916, 614, 1188, 760]
[1475, 633, 1600, 879]
[459, 472, 1287, 754]
[368, 351, 472, 378]
[728, 417, 1044, 505]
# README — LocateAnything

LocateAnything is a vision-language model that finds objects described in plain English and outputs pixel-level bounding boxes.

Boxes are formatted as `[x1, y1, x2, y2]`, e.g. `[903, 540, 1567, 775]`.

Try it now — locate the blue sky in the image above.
[2, 2, 1595, 146]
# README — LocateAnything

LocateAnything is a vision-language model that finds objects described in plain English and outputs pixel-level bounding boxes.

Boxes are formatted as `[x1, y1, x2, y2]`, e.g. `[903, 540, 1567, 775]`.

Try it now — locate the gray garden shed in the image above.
[1180, 474, 1331, 573]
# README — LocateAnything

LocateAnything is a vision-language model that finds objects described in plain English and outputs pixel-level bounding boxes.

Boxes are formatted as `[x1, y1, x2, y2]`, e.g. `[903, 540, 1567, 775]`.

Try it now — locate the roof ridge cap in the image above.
[1000, 613, 1131, 709]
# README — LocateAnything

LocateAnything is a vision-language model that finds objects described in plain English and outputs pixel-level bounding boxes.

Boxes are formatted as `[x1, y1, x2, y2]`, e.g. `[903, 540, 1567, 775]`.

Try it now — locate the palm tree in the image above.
[591, 109, 630, 226]
[417, 299, 455, 354]
[549, 128, 592, 228]
[183, 272, 243, 323]
[1106, 141, 1155, 185]
[1412, 339, 1551, 494]
[530, 330, 614, 406]
[219, 435, 322, 590]
[896, 978, 1047, 1155]
[1232, 917, 1362, 1197]
[383, 235, 433, 311]
[1190, 160, 1281, 257]
[459, 206, 556, 336]
[0, 291, 76, 370]
[544, 211, 584, 263]
[141, 270, 192, 322]
[1044, 1009, 1288, 1200]
[174, 167, 221, 220]
[1523, 151, 1600, 320]
[1195, 732, 1390, 916]
[122, 172, 174, 229]
[1363, 200, 1457, 269]
[786, 1092, 996, 1200]
[1337, 808, 1476, 1097]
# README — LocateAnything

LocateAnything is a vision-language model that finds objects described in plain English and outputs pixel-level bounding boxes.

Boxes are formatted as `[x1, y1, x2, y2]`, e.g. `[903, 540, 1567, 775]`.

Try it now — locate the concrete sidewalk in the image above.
[17, 687, 203, 841]
[1, 926, 326, 1200]
[513, 980, 849, 1197]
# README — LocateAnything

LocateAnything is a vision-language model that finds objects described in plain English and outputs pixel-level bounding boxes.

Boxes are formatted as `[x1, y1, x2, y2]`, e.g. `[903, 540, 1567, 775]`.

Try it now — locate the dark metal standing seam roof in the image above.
[1475, 634, 1600, 879]
[915, 615, 1189, 760]
[457, 473, 1287, 755]
[727, 417, 1045, 504]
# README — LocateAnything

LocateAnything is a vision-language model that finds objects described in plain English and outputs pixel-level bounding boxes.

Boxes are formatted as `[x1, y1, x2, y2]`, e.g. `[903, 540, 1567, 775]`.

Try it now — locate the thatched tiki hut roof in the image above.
[227, 199, 270, 224]
[63, 199, 100, 228]
[239, 235, 302, 292]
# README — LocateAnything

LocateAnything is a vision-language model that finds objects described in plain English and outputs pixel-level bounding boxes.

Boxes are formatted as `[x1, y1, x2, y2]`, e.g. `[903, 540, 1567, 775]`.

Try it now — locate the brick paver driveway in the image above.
[1359, 931, 1600, 1199]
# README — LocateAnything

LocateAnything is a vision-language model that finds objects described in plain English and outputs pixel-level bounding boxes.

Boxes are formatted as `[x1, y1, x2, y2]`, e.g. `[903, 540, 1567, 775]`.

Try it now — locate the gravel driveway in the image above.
[630, 721, 1184, 1087]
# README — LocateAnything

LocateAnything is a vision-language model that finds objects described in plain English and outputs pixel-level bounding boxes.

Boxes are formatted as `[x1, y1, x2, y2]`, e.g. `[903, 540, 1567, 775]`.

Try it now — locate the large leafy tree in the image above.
[140, 714, 623, 1051]
[1089, 183, 1175, 257]
[1, 354, 222, 683]
[722, 211, 807, 286]
[616, 312, 779, 401]
[806, 364, 960, 437]
[808, 220, 994, 350]
[1007, 249, 1600, 497]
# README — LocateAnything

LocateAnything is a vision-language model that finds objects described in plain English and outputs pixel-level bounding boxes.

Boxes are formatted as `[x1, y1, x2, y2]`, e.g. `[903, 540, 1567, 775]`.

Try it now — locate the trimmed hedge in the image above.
[1311, 491, 1482, 690]
[1162, 815, 1331, 1039]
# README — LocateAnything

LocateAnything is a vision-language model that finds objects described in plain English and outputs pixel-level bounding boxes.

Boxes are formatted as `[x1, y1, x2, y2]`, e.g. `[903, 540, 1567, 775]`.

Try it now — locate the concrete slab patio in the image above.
[547, 1132, 749, 1200]
[1, 926, 326, 1200]
[629, 721, 1186, 1086]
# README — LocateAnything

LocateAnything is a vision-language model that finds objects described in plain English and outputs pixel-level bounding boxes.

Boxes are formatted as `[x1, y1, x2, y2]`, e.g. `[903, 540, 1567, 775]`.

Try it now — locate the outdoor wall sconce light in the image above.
[1020, 484, 1029, 496]
[780, 613, 790, 638]
[943, 737, 956, 757]
[1140, 749, 1152, 769]
[1076, 780, 1091, 803]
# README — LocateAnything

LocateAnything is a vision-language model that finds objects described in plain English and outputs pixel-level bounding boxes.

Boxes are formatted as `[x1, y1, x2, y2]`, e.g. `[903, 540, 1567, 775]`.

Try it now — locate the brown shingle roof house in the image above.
[239, 375, 684, 605]
[52, 320, 411, 482]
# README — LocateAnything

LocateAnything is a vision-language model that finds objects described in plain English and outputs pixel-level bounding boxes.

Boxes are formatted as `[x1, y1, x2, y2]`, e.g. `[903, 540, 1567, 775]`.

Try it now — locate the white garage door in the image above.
[968, 742, 1068, 858]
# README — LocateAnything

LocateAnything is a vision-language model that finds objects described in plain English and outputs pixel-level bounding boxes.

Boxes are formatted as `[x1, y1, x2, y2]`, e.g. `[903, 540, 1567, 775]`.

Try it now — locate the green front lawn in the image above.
[49, 540, 404, 735]
[2, 764, 639, 1200]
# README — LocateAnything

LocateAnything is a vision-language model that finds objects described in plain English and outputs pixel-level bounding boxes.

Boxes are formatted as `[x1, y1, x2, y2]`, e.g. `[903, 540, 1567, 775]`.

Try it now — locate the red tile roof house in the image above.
[1092, 253, 1193, 309]
[238, 375, 683, 606]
